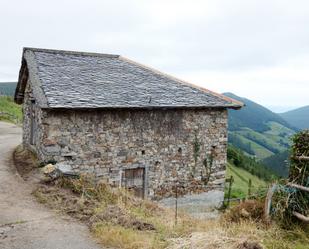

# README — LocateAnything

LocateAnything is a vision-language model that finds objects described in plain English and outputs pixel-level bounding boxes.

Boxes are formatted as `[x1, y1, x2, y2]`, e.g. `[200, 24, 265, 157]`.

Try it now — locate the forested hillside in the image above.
[224, 93, 295, 160]
[262, 150, 290, 177]
[280, 106, 309, 130]
[224, 92, 295, 132]
[227, 145, 276, 181]
[0, 82, 17, 96]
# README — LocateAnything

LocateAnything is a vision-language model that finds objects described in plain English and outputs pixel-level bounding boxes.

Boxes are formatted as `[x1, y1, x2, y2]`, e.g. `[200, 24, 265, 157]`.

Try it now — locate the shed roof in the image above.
[15, 48, 243, 109]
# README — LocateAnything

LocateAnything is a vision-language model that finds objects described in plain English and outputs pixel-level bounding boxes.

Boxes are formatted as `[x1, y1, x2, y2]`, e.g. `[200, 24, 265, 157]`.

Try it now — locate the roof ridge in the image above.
[119, 56, 244, 108]
[23, 47, 119, 59]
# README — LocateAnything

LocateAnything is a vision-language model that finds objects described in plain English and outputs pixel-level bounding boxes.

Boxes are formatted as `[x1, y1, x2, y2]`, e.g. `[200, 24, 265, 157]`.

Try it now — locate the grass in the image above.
[225, 163, 267, 199]
[33, 175, 211, 249]
[0, 96, 22, 124]
[92, 223, 165, 249]
[31, 173, 309, 249]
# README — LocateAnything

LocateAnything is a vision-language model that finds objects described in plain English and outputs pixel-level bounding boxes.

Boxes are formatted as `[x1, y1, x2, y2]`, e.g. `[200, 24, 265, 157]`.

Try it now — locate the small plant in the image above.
[201, 153, 214, 185]
[192, 130, 200, 175]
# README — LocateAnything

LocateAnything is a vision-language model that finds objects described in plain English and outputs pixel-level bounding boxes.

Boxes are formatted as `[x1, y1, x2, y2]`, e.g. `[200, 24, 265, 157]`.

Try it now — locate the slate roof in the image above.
[15, 48, 243, 109]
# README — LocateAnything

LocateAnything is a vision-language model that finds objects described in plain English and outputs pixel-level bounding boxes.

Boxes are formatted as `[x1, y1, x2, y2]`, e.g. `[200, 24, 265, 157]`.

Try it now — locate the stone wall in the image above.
[23, 86, 228, 200]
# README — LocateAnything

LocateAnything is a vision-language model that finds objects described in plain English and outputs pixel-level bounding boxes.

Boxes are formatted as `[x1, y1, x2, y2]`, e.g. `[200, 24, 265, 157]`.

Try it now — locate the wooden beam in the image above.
[264, 184, 277, 223]
[287, 183, 309, 192]
[294, 156, 309, 161]
[293, 212, 309, 223]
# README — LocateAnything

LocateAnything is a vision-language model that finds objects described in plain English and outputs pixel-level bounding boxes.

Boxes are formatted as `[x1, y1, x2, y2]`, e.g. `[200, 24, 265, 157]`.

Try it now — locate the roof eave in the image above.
[14, 48, 49, 107]
[14, 56, 28, 104]
[40, 104, 241, 111]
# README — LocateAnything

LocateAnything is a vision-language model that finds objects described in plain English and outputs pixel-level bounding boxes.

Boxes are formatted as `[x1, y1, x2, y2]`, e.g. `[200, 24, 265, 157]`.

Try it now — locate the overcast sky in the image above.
[1, 0, 308, 112]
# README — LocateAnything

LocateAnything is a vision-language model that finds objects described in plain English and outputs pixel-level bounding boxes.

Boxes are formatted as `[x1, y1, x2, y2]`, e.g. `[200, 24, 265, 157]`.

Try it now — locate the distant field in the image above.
[0, 82, 17, 96]
[229, 121, 294, 160]
[229, 132, 274, 159]
[225, 163, 267, 198]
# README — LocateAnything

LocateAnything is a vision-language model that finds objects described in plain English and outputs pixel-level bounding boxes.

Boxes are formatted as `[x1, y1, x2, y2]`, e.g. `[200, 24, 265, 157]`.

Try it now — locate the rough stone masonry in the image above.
[15, 48, 242, 201]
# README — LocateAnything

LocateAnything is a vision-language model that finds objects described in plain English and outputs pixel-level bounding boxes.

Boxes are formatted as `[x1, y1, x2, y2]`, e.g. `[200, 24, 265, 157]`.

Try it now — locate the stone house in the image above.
[15, 48, 242, 200]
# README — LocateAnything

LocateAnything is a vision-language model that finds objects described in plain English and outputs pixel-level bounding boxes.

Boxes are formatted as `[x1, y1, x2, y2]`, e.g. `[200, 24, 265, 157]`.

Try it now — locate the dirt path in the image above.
[0, 122, 102, 249]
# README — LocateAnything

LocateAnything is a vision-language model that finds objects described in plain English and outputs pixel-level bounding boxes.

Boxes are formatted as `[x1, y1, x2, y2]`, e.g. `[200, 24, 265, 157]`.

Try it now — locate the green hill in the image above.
[0, 82, 17, 96]
[224, 93, 296, 161]
[0, 96, 22, 124]
[226, 163, 267, 198]
[224, 92, 295, 132]
[225, 145, 272, 198]
[279, 106, 309, 130]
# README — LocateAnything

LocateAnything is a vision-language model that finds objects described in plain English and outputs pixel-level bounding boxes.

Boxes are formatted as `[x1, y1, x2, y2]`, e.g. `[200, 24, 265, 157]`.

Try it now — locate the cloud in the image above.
[0, 0, 308, 109]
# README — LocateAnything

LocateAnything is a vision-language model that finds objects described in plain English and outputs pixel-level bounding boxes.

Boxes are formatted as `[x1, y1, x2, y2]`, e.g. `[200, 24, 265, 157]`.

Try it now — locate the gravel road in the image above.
[0, 122, 102, 249]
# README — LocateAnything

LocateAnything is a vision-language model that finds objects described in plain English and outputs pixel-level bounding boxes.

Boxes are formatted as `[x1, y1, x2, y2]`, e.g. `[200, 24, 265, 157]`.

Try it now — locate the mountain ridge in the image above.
[223, 92, 297, 176]
[279, 105, 309, 130]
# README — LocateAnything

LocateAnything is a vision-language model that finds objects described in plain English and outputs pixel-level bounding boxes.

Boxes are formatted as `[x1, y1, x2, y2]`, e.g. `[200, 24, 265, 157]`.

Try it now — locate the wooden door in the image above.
[123, 168, 145, 198]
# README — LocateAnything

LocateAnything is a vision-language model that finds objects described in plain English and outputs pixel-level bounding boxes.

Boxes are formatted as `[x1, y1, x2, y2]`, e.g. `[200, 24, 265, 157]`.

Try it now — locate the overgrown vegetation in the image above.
[289, 130, 309, 184]
[33, 175, 211, 249]
[0, 96, 22, 124]
[223, 199, 309, 249]
[33, 174, 309, 249]
[269, 130, 309, 230]
[227, 145, 277, 182]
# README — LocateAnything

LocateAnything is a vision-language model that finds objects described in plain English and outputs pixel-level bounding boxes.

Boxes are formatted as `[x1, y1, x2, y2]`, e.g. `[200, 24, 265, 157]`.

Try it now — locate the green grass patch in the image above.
[225, 163, 267, 198]
[0, 96, 22, 124]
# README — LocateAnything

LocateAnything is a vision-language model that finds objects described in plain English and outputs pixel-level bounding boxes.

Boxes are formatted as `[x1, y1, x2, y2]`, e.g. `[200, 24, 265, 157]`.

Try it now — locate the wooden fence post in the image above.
[247, 179, 252, 198]
[175, 182, 178, 226]
[226, 176, 234, 208]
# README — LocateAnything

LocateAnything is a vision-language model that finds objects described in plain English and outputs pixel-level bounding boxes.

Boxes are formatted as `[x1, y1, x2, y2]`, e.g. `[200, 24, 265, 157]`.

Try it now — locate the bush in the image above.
[224, 200, 265, 223]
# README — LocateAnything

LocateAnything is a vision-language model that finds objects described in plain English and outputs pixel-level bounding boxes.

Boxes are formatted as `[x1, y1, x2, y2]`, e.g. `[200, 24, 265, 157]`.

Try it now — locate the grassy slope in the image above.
[225, 163, 267, 198]
[0, 96, 22, 123]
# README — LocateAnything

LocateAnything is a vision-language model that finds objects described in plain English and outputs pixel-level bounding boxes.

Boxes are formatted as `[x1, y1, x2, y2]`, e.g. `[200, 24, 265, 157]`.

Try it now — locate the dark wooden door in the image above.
[123, 168, 145, 198]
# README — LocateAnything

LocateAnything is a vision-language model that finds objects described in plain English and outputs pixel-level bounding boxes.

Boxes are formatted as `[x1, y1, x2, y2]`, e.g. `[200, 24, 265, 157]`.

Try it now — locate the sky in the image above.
[0, 0, 308, 112]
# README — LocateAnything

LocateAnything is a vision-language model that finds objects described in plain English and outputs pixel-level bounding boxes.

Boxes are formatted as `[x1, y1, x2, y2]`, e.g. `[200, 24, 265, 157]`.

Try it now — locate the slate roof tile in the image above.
[16, 48, 243, 109]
